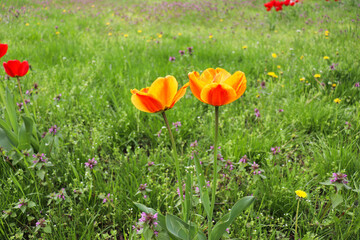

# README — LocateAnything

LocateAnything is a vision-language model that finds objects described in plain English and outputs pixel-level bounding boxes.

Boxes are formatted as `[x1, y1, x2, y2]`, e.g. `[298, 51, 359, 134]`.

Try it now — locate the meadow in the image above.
[0, 0, 360, 239]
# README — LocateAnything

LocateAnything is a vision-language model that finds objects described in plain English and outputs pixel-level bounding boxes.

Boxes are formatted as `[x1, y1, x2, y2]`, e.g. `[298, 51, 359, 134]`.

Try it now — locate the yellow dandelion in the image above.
[281, 84, 284, 88]
[314, 74, 321, 78]
[336, 52, 339, 55]
[178, 33, 182, 36]
[295, 190, 307, 198]
[124, 34, 128, 38]
[157, 34, 162, 38]
[106, 22, 110, 25]
[256, 94, 260, 98]
[25, 23, 30, 26]
[306, 81, 309, 83]
[277, 65, 281, 69]
[332, 83, 336, 88]
[267, 72, 278, 78]
[37, 22, 40, 25]
[300, 55, 304, 60]
[272, 53, 277, 58]
[91, 5, 95, 7]
[108, 32, 112, 36]
[300, 77, 305, 81]
[220, 19, 223, 22]
[323, 56, 329, 60]
[137, 30, 142, 33]
[242, 45, 247, 49]
[274, 30, 278, 33]
[334, 98, 341, 104]
[56, 31, 60, 35]
[63, 9, 66, 13]
[146, 40, 150, 42]
[209, 35, 213, 39]
[324, 30, 329, 36]
[314, 31, 317, 34]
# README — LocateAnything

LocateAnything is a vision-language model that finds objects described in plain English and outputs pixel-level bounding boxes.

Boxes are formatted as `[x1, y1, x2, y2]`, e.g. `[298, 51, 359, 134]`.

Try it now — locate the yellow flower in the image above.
[272, 53, 277, 58]
[323, 56, 329, 60]
[281, 84, 284, 88]
[108, 32, 112, 36]
[63, 9, 66, 13]
[314, 74, 321, 78]
[274, 30, 278, 33]
[267, 72, 278, 78]
[300, 77, 305, 81]
[242, 45, 247, 50]
[325, 30, 329, 36]
[300, 55, 304, 60]
[334, 98, 341, 103]
[56, 31, 60, 35]
[124, 34, 128, 38]
[91, 5, 95, 7]
[332, 83, 336, 88]
[106, 22, 110, 25]
[25, 23, 30, 26]
[178, 33, 182, 36]
[220, 19, 223, 22]
[277, 65, 281, 69]
[295, 190, 307, 198]
[157, 34, 162, 38]
[256, 94, 260, 98]
[137, 30, 142, 33]
[209, 35, 213, 39]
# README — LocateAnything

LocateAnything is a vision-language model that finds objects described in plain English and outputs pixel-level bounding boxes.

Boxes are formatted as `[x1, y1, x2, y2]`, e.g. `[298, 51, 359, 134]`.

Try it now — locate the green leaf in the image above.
[4, 88, 18, 134]
[330, 193, 343, 209]
[0, 128, 15, 151]
[193, 154, 211, 220]
[0, 119, 18, 147]
[209, 196, 255, 240]
[37, 170, 45, 181]
[142, 226, 153, 240]
[17, 116, 34, 150]
[184, 166, 192, 222]
[166, 214, 196, 240]
[43, 225, 52, 233]
[28, 201, 36, 208]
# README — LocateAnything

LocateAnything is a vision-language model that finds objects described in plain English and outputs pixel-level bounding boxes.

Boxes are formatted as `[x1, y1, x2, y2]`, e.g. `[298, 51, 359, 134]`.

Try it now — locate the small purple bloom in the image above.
[169, 56, 176, 62]
[179, 50, 185, 56]
[239, 155, 248, 163]
[54, 93, 62, 101]
[190, 140, 198, 147]
[278, 109, 284, 113]
[48, 125, 57, 135]
[260, 81, 266, 89]
[354, 82, 360, 87]
[84, 158, 97, 169]
[330, 173, 348, 184]
[36, 218, 46, 227]
[172, 121, 181, 131]
[271, 146, 281, 155]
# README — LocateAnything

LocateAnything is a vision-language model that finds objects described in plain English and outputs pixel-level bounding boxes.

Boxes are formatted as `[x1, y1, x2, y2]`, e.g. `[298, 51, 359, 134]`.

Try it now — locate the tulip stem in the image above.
[162, 111, 184, 218]
[209, 106, 219, 236]
[16, 77, 30, 116]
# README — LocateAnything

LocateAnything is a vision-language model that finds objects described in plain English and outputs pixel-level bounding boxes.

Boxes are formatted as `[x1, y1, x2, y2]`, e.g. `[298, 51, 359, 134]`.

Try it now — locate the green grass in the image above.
[1, 0, 360, 239]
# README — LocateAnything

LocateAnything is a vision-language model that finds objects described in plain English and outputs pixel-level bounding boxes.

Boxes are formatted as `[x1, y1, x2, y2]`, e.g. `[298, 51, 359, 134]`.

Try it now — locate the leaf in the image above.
[165, 214, 196, 240]
[18, 116, 33, 150]
[209, 196, 255, 240]
[0, 119, 18, 147]
[193, 154, 211, 220]
[330, 193, 343, 209]
[142, 226, 153, 240]
[184, 167, 192, 222]
[37, 170, 45, 181]
[43, 225, 52, 233]
[4, 88, 18, 134]
[0, 128, 15, 151]
[28, 201, 36, 208]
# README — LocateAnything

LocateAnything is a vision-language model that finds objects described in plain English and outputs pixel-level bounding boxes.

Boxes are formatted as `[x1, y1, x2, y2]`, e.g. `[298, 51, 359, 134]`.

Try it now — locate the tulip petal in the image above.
[223, 71, 246, 95]
[214, 68, 231, 83]
[189, 71, 207, 103]
[3, 62, 15, 77]
[18, 61, 29, 77]
[200, 83, 237, 106]
[0, 44, 8, 59]
[169, 82, 190, 109]
[148, 76, 178, 108]
[131, 92, 164, 113]
[199, 68, 216, 83]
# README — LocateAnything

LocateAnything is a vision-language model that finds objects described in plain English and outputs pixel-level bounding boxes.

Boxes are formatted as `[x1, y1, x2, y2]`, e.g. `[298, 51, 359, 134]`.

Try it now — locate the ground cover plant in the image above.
[0, 0, 360, 239]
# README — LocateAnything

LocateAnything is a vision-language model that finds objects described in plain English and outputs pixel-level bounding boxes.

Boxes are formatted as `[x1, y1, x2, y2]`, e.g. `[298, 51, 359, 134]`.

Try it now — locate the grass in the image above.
[0, 0, 360, 239]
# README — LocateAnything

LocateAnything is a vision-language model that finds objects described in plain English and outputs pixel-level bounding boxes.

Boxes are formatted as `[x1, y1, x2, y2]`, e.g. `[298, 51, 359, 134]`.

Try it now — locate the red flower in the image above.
[3, 60, 29, 78]
[0, 44, 8, 59]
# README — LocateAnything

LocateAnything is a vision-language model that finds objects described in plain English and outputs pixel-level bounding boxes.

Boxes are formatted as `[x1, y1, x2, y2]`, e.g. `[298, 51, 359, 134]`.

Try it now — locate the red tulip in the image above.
[3, 60, 29, 78]
[0, 44, 8, 59]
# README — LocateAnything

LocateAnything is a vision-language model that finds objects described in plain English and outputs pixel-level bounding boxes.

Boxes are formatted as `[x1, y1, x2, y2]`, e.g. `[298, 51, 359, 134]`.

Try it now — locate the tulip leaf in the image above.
[4, 88, 18, 134]
[18, 116, 33, 150]
[0, 128, 14, 151]
[193, 154, 211, 220]
[209, 196, 255, 240]
[165, 214, 197, 240]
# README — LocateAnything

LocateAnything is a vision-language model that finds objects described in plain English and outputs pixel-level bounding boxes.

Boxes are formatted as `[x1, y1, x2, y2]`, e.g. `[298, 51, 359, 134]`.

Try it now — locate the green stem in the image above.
[162, 111, 184, 218]
[295, 199, 300, 240]
[16, 77, 30, 116]
[209, 106, 219, 235]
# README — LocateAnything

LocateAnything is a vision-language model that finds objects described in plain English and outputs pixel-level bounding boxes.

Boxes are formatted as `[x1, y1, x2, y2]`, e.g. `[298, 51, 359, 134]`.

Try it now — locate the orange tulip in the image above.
[131, 76, 189, 113]
[188, 68, 246, 106]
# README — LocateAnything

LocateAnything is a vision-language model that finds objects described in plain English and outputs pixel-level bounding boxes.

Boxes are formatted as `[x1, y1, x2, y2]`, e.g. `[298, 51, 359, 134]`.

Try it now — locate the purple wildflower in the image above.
[48, 125, 57, 135]
[32, 153, 48, 164]
[330, 173, 348, 184]
[179, 50, 185, 56]
[260, 81, 266, 89]
[251, 162, 261, 175]
[84, 158, 97, 169]
[254, 108, 261, 118]
[271, 146, 281, 155]
[169, 56, 176, 62]
[54, 94, 62, 101]
[177, 183, 186, 199]
[187, 46, 193, 55]
[239, 155, 248, 163]
[278, 109, 284, 112]
[172, 121, 181, 131]
[190, 140, 198, 147]
[36, 218, 46, 227]
[354, 82, 360, 87]
[17, 199, 27, 208]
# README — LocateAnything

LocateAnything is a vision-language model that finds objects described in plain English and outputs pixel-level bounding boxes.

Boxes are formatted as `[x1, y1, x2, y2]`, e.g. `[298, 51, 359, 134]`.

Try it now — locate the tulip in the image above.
[188, 67, 246, 235]
[131, 75, 189, 113]
[3, 60, 29, 78]
[131, 75, 189, 219]
[188, 68, 246, 106]
[0, 44, 8, 59]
